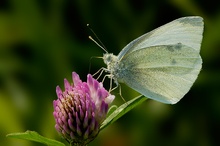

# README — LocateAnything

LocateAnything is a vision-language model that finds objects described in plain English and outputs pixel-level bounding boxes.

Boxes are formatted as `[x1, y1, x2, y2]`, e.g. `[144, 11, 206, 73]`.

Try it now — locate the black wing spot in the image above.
[171, 59, 177, 65]
[167, 43, 182, 52]
[167, 46, 175, 52]
[175, 43, 182, 50]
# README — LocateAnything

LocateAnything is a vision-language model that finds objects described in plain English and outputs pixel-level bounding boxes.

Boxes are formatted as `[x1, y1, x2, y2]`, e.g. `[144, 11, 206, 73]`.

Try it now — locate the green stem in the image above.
[70, 142, 87, 146]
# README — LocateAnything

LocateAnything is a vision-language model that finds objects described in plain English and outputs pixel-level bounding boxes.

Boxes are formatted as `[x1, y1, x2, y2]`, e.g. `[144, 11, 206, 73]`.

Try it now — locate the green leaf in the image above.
[100, 95, 147, 130]
[6, 131, 65, 146]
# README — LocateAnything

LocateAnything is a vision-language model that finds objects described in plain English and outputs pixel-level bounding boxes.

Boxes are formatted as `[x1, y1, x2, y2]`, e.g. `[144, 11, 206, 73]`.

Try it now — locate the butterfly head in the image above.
[103, 53, 116, 64]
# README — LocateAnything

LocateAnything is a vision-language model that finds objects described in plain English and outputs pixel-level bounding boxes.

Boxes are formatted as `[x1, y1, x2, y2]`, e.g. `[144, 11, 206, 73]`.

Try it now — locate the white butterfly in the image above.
[103, 16, 204, 104]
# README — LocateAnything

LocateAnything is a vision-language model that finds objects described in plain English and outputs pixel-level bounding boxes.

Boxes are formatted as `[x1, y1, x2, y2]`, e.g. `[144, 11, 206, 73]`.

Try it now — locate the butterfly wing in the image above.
[116, 44, 202, 104]
[117, 16, 203, 60]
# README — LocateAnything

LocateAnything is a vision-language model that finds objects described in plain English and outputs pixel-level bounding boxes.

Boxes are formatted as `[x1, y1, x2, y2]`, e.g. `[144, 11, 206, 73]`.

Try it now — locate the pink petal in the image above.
[72, 72, 82, 86]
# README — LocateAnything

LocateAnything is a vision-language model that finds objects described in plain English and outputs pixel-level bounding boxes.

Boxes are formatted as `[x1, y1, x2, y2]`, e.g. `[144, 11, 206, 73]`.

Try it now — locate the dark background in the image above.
[1, 0, 219, 146]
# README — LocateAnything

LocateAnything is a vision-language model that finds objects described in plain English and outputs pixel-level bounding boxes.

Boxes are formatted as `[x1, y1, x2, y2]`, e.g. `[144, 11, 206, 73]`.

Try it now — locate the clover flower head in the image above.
[53, 72, 115, 145]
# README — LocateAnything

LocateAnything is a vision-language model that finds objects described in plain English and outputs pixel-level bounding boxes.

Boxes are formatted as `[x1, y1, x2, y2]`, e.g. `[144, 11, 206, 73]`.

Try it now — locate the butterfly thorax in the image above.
[103, 53, 127, 84]
[103, 53, 118, 72]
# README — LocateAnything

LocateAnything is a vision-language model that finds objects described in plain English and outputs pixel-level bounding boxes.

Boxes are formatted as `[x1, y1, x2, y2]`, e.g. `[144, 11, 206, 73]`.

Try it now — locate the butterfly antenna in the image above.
[87, 24, 108, 53]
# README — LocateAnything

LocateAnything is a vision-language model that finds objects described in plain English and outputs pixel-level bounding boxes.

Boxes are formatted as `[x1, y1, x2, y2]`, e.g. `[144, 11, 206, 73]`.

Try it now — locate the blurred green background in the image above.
[1, 0, 219, 146]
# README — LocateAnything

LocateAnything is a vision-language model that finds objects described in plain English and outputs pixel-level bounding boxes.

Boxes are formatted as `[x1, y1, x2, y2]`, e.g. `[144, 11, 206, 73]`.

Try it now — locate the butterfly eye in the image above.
[103, 53, 114, 65]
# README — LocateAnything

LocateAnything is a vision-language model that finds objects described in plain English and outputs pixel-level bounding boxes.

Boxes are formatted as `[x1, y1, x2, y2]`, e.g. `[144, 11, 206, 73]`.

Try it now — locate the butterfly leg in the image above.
[92, 67, 107, 80]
